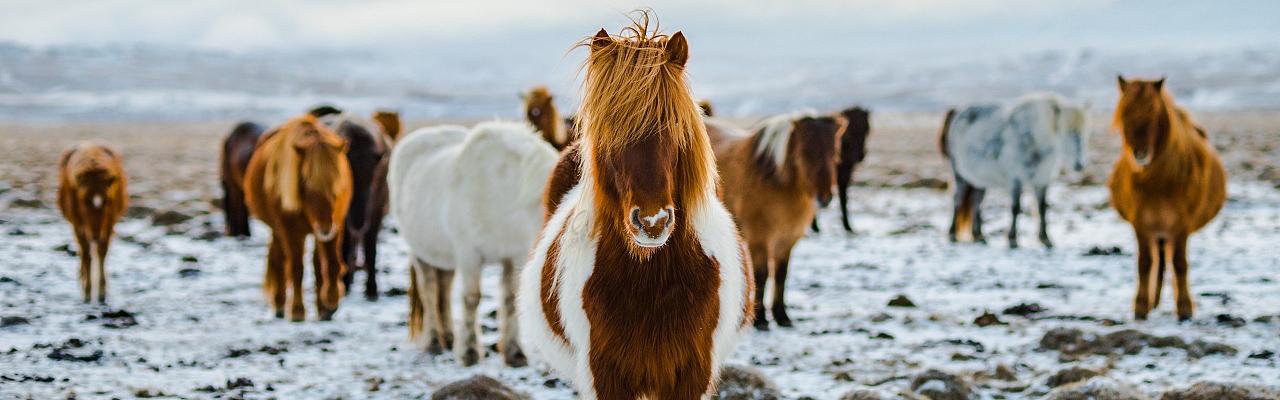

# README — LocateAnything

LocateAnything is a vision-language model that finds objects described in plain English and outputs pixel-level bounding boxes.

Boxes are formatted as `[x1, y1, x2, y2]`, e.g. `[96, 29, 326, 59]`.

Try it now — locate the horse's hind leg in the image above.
[411, 260, 444, 354]
[340, 229, 357, 294]
[456, 263, 483, 366]
[362, 219, 381, 301]
[1171, 234, 1194, 321]
[1151, 238, 1167, 311]
[948, 173, 973, 242]
[1034, 185, 1053, 248]
[771, 244, 796, 328]
[837, 163, 855, 232]
[1132, 230, 1154, 320]
[969, 187, 988, 243]
[436, 267, 455, 351]
[1008, 180, 1022, 248]
[499, 259, 527, 367]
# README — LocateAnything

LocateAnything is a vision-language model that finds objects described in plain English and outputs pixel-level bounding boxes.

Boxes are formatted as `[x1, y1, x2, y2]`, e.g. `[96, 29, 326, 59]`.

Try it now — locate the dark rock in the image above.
[178, 268, 201, 278]
[714, 364, 780, 400]
[974, 312, 1006, 327]
[1002, 302, 1046, 316]
[53, 244, 77, 257]
[1047, 367, 1102, 388]
[151, 209, 193, 226]
[1039, 328, 1236, 359]
[1247, 350, 1274, 360]
[384, 287, 408, 297]
[993, 364, 1017, 381]
[431, 375, 528, 400]
[1215, 314, 1246, 328]
[1083, 246, 1123, 256]
[901, 177, 948, 190]
[181, 255, 199, 263]
[86, 309, 138, 329]
[910, 369, 971, 400]
[1, 316, 30, 328]
[1160, 381, 1280, 400]
[47, 338, 101, 363]
[1046, 377, 1148, 400]
[839, 389, 886, 400]
[9, 198, 45, 209]
[887, 294, 916, 308]
[125, 205, 156, 219]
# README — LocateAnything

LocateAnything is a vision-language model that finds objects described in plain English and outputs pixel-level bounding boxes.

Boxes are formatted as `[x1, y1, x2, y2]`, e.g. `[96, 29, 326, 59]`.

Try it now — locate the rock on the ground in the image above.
[1047, 366, 1102, 388]
[1045, 377, 1149, 400]
[910, 369, 971, 400]
[1160, 381, 1280, 400]
[151, 209, 193, 226]
[1039, 328, 1237, 358]
[431, 375, 528, 400]
[887, 294, 916, 307]
[714, 364, 780, 400]
[838, 388, 888, 400]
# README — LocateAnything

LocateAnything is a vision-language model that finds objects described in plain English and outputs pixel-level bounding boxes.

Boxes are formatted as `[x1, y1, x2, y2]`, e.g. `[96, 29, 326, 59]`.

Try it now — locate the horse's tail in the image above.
[939, 108, 957, 159]
[407, 264, 423, 341]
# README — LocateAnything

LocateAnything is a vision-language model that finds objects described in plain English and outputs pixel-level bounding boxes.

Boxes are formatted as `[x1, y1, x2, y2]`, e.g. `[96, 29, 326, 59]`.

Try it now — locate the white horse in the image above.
[940, 93, 1088, 248]
[388, 120, 558, 366]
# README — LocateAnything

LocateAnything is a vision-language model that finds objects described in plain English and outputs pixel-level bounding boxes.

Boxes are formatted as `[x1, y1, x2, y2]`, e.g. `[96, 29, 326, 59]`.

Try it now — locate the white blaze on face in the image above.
[641, 208, 669, 227]
[92, 195, 103, 209]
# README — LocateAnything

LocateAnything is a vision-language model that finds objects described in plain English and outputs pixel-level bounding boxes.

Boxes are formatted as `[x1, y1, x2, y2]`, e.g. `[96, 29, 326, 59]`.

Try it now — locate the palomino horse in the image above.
[220, 121, 265, 237]
[812, 106, 872, 233]
[58, 142, 128, 303]
[317, 111, 400, 300]
[243, 114, 353, 321]
[1110, 77, 1225, 321]
[390, 121, 557, 366]
[521, 86, 576, 150]
[518, 18, 752, 398]
[940, 93, 1088, 248]
[709, 112, 845, 330]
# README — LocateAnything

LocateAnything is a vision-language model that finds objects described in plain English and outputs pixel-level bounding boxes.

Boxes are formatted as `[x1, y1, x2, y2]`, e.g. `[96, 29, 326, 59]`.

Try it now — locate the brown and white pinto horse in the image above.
[522, 85, 576, 150]
[58, 142, 128, 303]
[708, 112, 845, 330]
[518, 18, 752, 398]
[1109, 76, 1226, 321]
[244, 114, 353, 321]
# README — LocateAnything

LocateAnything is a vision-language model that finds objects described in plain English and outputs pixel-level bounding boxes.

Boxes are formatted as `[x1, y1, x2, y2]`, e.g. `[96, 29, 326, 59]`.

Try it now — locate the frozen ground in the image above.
[1, 115, 1278, 399]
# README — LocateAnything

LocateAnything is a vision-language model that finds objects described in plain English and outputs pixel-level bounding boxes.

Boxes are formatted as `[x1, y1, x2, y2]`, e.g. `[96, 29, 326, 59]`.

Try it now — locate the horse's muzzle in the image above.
[630, 207, 674, 248]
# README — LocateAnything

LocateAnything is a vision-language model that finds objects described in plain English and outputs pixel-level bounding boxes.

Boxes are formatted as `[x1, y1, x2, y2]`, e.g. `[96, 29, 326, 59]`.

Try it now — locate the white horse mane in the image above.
[753, 109, 819, 170]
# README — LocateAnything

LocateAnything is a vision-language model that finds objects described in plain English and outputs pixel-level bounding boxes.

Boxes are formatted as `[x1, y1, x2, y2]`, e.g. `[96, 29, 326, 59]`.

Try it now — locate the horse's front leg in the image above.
[1132, 229, 1154, 320]
[456, 263, 483, 366]
[75, 231, 92, 303]
[837, 163, 855, 233]
[315, 234, 345, 321]
[499, 259, 527, 367]
[94, 232, 112, 304]
[1035, 185, 1053, 248]
[1008, 180, 1022, 248]
[285, 229, 308, 322]
[363, 219, 381, 301]
[1171, 233, 1194, 321]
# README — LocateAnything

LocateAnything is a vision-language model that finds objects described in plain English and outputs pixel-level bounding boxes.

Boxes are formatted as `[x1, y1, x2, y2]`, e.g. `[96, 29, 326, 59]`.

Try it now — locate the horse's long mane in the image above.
[751, 110, 818, 180]
[262, 115, 345, 212]
[578, 11, 714, 208]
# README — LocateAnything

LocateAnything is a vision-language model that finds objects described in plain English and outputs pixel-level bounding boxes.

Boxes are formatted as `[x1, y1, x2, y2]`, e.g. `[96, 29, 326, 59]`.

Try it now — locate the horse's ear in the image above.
[667, 31, 688, 67]
[293, 133, 317, 153]
[334, 138, 349, 154]
[1154, 77, 1165, 91]
[1116, 75, 1127, 89]
[591, 29, 611, 53]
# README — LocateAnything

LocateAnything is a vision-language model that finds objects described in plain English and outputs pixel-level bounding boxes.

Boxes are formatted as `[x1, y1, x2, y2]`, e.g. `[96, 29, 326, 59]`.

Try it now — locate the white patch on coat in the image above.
[91, 195, 103, 209]
[692, 188, 750, 389]
[640, 208, 668, 226]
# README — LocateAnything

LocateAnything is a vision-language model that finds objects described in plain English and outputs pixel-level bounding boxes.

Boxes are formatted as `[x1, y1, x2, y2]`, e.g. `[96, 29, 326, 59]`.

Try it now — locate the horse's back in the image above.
[452, 121, 559, 258]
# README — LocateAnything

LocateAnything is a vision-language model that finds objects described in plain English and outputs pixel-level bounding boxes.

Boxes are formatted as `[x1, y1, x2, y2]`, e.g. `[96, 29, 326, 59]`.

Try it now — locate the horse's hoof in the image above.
[364, 292, 379, 302]
[274, 310, 285, 319]
[1177, 312, 1193, 323]
[505, 349, 528, 368]
[772, 308, 793, 328]
[426, 340, 445, 355]
[1040, 238, 1054, 248]
[753, 320, 770, 331]
[775, 318, 794, 328]
[318, 310, 335, 321]
[460, 347, 480, 366]
[1008, 240, 1019, 249]
[289, 309, 306, 322]
[1133, 312, 1148, 321]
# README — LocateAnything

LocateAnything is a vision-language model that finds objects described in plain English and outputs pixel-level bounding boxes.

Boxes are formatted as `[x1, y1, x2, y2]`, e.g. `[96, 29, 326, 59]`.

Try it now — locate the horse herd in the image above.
[50, 14, 1227, 398]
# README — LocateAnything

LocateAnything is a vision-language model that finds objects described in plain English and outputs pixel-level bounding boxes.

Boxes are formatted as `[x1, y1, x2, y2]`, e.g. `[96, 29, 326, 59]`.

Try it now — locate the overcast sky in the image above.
[2, 0, 1276, 55]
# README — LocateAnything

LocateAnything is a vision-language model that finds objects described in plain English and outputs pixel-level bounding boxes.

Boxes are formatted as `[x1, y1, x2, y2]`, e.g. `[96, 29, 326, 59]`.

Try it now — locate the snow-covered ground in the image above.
[3, 177, 1277, 398]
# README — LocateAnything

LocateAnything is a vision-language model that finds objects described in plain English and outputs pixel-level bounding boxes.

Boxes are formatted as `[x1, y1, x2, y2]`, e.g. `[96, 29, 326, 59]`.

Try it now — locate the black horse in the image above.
[220, 121, 265, 237]
[812, 106, 871, 233]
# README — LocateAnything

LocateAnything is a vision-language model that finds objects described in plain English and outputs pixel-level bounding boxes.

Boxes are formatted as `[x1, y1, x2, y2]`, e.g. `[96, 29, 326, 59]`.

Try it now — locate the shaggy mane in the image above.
[751, 110, 818, 174]
[261, 114, 345, 212]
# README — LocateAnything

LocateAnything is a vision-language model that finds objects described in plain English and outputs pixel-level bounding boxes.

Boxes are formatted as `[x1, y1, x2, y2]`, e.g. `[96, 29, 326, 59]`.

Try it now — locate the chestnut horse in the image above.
[522, 86, 576, 150]
[57, 142, 128, 303]
[243, 114, 353, 321]
[518, 18, 752, 398]
[1109, 77, 1225, 321]
[812, 106, 871, 233]
[220, 121, 265, 237]
[317, 111, 399, 300]
[709, 112, 844, 330]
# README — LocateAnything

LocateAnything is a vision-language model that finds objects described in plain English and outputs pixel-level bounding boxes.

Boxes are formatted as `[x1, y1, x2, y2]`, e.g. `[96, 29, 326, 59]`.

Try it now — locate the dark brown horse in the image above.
[1109, 76, 1226, 321]
[244, 114, 353, 321]
[709, 112, 845, 330]
[318, 113, 397, 301]
[220, 122, 265, 237]
[812, 106, 871, 233]
[58, 142, 128, 303]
